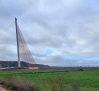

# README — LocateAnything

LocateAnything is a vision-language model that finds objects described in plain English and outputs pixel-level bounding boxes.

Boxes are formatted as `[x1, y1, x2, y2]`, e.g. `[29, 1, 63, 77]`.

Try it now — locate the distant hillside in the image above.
[0, 61, 50, 68]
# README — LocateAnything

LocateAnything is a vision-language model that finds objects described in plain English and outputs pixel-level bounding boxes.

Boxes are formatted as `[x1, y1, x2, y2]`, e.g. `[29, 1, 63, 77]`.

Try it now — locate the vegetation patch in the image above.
[0, 69, 99, 91]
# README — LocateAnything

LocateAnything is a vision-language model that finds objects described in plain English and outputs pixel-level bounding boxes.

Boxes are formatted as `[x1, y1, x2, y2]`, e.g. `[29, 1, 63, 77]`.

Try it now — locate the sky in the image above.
[0, 0, 99, 67]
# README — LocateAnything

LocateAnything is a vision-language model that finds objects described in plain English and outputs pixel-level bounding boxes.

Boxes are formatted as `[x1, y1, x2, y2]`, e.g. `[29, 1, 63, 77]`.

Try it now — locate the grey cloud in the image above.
[35, 55, 99, 67]
[0, 0, 99, 66]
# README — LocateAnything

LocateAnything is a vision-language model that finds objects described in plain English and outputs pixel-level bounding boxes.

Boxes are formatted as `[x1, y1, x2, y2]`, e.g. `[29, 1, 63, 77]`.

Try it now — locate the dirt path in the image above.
[0, 85, 10, 91]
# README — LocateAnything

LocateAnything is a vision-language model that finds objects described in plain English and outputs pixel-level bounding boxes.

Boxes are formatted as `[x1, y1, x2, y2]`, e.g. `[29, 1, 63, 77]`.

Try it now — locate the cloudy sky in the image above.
[0, 0, 99, 67]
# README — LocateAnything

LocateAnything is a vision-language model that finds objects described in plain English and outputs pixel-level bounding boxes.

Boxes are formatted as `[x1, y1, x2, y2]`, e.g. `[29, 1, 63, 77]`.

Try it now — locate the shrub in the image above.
[42, 74, 80, 91]
[0, 74, 40, 91]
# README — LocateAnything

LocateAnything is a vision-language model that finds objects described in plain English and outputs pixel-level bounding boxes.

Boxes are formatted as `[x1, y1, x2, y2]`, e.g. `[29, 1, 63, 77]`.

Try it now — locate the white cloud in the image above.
[0, 0, 99, 66]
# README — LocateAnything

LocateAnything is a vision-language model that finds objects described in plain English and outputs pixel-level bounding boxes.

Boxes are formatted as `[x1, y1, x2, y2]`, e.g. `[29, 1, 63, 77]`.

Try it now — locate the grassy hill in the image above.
[0, 61, 49, 68]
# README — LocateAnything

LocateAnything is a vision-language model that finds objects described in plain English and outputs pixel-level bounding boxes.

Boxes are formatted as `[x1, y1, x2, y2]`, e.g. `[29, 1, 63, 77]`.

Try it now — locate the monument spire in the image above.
[15, 17, 20, 67]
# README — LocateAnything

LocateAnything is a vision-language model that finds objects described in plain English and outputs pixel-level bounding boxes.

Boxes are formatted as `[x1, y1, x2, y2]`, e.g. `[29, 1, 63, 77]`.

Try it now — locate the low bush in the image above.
[42, 74, 80, 91]
[0, 74, 40, 91]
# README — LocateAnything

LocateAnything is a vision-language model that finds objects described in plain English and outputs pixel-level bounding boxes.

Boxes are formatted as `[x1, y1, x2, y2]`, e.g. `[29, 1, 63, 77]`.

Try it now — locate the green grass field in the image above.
[0, 69, 99, 91]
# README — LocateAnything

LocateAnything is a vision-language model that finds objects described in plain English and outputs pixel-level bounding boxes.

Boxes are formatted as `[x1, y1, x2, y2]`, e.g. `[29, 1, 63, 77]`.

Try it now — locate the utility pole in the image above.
[15, 17, 20, 67]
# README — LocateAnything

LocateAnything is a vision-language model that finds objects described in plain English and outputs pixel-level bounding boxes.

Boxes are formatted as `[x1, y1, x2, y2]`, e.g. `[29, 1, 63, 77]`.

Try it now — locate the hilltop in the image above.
[0, 61, 49, 68]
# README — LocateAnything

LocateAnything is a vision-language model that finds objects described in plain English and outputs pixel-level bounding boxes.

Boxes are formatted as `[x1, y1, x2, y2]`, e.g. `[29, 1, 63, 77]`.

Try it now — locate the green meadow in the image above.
[0, 69, 99, 91]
